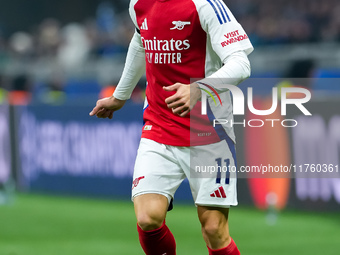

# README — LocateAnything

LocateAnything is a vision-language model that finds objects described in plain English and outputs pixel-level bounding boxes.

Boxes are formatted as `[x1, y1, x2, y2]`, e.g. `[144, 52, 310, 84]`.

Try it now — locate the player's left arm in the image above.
[165, 0, 253, 117]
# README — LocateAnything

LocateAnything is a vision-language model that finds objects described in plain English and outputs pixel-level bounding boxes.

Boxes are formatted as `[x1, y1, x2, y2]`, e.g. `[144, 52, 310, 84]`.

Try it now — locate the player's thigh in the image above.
[132, 138, 185, 207]
[188, 139, 238, 207]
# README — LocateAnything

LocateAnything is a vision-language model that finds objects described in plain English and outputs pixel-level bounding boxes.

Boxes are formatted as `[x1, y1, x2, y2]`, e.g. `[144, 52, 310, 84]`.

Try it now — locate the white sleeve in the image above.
[113, 0, 144, 100]
[129, 0, 139, 30]
[113, 31, 146, 100]
[197, 51, 251, 89]
[193, 0, 253, 61]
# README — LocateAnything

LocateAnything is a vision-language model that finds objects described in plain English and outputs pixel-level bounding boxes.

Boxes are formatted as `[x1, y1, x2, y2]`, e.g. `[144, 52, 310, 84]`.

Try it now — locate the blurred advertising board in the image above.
[0, 104, 11, 185]
[17, 102, 143, 198]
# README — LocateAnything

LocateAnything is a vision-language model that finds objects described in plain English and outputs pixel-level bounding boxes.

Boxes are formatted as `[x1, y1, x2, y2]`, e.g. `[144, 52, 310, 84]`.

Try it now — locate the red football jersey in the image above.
[129, 0, 253, 146]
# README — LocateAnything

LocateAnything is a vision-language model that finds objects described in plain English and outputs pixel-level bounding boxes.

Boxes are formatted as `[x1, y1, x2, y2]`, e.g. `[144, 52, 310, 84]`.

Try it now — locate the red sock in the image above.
[208, 238, 240, 255]
[137, 221, 176, 255]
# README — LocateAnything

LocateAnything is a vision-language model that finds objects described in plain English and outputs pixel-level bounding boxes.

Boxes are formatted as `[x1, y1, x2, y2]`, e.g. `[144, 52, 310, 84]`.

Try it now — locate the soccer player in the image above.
[90, 0, 253, 254]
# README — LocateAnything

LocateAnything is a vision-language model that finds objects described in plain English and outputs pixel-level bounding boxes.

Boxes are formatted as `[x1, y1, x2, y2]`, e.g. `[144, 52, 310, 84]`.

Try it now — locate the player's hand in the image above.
[89, 96, 126, 119]
[164, 83, 201, 117]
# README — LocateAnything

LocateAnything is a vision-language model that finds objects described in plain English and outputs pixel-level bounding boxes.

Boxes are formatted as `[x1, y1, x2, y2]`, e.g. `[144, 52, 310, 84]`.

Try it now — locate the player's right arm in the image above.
[89, 1, 145, 119]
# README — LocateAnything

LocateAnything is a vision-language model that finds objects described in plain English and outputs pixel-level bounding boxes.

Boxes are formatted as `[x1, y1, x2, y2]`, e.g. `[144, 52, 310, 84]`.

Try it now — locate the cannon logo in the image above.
[170, 21, 191, 30]
[132, 176, 145, 190]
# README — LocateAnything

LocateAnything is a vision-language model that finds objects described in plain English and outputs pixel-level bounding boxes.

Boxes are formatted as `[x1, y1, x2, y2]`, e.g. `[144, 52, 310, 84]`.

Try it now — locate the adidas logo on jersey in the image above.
[210, 186, 227, 198]
[141, 18, 148, 30]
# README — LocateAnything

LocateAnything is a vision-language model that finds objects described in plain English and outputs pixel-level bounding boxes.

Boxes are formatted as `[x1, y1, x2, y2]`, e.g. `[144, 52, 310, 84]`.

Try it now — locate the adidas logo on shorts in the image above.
[210, 186, 227, 198]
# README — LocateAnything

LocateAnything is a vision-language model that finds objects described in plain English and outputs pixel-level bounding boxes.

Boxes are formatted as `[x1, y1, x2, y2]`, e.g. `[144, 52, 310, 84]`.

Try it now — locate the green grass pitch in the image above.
[0, 194, 339, 255]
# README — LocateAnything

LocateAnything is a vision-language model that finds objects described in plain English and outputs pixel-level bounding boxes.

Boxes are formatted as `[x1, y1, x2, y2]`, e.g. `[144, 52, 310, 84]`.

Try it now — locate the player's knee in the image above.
[202, 219, 228, 241]
[137, 213, 164, 231]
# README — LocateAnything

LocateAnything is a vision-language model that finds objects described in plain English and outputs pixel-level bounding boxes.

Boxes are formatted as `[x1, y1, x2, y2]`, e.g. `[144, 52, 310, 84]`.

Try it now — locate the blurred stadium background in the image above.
[0, 0, 339, 254]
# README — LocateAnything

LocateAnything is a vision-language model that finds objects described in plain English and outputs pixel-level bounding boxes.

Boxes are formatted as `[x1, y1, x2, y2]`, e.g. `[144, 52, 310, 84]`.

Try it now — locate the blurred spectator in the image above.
[36, 18, 61, 58]
[0, 0, 339, 104]
[96, 1, 117, 34]
[285, 59, 316, 80]
[57, 23, 91, 69]
[0, 0, 339, 60]
[226, 0, 340, 46]
[8, 32, 33, 58]
[94, 1, 132, 56]
[277, 59, 316, 98]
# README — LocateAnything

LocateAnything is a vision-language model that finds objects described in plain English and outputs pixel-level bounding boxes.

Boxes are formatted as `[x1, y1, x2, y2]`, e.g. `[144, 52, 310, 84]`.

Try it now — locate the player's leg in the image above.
[134, 193, 176, 255]
[134, 193, 168, 231]
[197, 206, 240, 255]
[197, 206, 230, 249]
[176, 138, 240, 254]
[132, 138, 185, 255]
